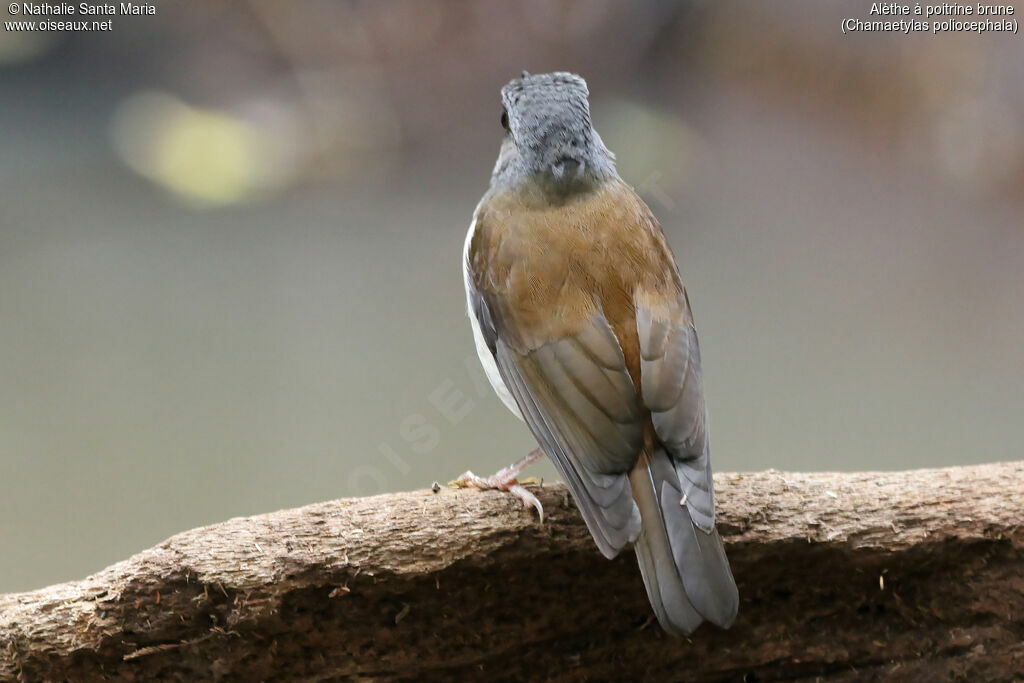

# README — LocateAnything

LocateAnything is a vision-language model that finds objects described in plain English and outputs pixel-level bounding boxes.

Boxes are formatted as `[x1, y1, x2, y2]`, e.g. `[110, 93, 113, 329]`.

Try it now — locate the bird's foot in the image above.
[451, 448, 545, 522]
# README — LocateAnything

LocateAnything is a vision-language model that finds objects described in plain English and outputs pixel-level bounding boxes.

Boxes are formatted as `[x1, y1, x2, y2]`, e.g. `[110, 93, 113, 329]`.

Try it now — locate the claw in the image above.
[508, 484, 544, 523]
[448, 449, 546, 522]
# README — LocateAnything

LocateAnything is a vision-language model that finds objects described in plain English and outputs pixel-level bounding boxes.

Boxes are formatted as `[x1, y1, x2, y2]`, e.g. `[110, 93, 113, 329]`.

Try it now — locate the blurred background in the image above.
[1, 0, 1021, 593]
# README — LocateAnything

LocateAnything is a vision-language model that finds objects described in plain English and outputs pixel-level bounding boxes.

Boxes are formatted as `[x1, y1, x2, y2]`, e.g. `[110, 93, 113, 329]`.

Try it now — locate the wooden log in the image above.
[2, 462, 1022, 681]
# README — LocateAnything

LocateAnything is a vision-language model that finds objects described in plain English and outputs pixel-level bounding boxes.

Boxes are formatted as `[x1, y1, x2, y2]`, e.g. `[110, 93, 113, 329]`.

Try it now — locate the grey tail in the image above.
[628, 446, 739, 635]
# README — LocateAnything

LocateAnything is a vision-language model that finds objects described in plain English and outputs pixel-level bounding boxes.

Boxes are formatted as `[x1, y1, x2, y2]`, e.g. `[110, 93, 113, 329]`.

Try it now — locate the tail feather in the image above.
[629, 447, 738, 634]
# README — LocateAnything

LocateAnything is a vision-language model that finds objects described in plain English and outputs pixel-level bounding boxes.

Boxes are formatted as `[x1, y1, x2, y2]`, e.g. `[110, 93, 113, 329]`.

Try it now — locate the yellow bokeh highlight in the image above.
[112, 92, 265, 207]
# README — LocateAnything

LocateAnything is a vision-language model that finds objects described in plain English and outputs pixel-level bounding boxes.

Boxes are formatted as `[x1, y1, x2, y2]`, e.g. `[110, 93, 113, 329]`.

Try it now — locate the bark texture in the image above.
[1, 462, 1022, 682]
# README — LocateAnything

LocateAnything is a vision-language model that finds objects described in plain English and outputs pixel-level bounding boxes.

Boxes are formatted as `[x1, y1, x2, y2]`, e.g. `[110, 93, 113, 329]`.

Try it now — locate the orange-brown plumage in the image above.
[469, 177, 685, 389]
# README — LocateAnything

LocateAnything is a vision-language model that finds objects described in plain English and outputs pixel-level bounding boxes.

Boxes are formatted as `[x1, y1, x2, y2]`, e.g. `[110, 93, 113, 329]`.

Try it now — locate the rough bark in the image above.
[1, 461, 1022, 682]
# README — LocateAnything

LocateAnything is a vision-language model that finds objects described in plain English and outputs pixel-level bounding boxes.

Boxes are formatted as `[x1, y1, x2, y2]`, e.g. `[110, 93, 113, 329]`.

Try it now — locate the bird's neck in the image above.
[495, 168, 619, 209]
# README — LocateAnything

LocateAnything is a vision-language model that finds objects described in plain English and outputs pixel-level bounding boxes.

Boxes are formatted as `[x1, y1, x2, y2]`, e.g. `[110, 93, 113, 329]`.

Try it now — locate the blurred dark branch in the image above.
[2, 462, 1022, 681]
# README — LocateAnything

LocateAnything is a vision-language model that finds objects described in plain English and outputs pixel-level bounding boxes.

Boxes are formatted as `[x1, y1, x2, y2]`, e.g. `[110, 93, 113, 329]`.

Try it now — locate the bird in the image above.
[458, 71, 739, 635]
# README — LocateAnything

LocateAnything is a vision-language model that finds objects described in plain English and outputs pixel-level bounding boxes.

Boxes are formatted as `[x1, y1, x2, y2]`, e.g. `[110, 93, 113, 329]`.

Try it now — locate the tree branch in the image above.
[2, 462, 1022, 681]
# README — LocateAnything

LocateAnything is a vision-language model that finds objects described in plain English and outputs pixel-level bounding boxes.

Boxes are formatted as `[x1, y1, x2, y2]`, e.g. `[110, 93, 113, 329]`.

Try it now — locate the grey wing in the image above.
[633, 293, 738, 630]
[636, 296, 715, 531]
[470, 288, 643, 558]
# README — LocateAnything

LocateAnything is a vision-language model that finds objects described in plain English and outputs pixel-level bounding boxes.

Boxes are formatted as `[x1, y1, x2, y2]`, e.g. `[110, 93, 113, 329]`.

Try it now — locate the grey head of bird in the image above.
[491, 71, 618, 198]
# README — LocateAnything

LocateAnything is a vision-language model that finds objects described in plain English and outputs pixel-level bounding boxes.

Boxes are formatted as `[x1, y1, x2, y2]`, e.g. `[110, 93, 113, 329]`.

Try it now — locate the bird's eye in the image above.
[500, 110, 509, 131]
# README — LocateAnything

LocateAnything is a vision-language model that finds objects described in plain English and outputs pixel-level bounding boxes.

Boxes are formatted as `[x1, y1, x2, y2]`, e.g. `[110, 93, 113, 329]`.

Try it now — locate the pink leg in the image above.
[453, 448, 545, 522]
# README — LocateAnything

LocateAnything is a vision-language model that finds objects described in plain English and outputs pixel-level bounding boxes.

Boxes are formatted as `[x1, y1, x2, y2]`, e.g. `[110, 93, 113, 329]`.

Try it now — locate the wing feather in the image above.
[636, 295, 714, 532]
[494, 338, 641, 554]
[633, 293, 738, 630]
[469, 283, 643, 557]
